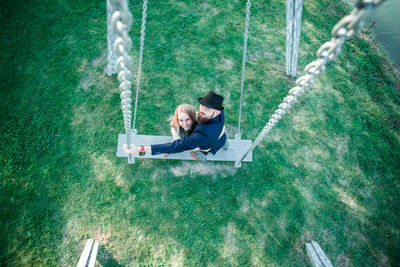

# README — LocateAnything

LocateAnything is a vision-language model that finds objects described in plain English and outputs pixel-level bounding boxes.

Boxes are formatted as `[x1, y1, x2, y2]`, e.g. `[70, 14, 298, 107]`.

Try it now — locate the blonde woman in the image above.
[170, 103, 197, 140]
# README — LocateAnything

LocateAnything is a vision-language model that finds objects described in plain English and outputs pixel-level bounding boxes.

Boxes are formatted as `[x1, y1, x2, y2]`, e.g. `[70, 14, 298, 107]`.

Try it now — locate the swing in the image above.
[116, 134, 252, 164]
[107, 0, 253, 167]
[108, 0, 382, 168]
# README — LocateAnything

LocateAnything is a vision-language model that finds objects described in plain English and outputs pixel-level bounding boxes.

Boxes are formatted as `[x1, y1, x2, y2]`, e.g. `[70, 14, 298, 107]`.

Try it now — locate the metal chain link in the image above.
[132, 0, 148, 131]
[238, 0, 384, 164]
[109, 0, 134, 144]
[110, 0, 132, 28]
[237, 0, 251, 139]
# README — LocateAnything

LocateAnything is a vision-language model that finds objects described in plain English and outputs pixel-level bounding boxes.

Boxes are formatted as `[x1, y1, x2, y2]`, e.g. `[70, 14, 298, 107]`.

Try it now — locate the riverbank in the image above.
[358, 30, 400, 93]
[365, 0, 400, 69]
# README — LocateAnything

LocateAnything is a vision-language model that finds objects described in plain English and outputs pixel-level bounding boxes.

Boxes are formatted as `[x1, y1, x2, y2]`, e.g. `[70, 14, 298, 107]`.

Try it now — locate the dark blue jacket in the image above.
[151, 111, 227, 155]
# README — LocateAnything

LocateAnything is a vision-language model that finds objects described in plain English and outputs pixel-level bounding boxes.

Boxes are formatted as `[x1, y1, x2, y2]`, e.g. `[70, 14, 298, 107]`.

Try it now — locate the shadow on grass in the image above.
[97, 245, 122, 267]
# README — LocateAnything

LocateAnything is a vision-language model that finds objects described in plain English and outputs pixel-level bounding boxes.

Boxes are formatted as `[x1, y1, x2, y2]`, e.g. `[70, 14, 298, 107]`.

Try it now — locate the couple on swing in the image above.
[123, 90, 227, 162]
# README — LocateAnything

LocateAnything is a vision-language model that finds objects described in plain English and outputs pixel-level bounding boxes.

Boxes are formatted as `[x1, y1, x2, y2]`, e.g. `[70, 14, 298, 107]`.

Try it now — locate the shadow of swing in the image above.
[96, 245, 122, 267]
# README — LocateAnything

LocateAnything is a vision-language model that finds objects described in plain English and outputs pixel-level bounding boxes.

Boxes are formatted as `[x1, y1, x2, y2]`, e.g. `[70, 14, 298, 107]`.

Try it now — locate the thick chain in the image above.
[237, 0, 251, 139]
[133, 0, 148, 131]
[239, 0, 384, 163]
[109, 0, 134, 136]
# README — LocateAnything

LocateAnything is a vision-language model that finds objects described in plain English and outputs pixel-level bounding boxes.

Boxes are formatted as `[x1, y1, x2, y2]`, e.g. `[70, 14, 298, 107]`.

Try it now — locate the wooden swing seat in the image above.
[116, 134, 253, 163]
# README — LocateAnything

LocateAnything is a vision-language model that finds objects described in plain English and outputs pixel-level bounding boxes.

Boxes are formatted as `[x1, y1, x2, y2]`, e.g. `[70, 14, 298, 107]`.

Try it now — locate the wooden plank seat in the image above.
[116, 134, 253, 165]
[77, 239, 99, 267]
[305, 240, 333, 267]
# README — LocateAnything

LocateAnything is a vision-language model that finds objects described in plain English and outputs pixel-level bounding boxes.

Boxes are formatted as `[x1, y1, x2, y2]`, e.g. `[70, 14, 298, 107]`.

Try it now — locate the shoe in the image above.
[190, 150, 207, 162]
[223, 141, 229, 150]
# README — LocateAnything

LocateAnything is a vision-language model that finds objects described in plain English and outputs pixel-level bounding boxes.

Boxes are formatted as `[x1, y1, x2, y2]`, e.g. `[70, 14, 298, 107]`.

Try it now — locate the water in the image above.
[364, 0, 400, 68]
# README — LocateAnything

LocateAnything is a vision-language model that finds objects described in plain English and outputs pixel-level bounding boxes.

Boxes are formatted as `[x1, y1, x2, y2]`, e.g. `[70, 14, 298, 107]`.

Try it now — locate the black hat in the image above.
[197, 90, 224, 111]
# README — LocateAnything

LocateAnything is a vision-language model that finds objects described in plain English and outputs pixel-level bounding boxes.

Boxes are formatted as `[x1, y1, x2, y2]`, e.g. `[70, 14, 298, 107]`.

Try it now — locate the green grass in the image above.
[1, 0, 399, 266]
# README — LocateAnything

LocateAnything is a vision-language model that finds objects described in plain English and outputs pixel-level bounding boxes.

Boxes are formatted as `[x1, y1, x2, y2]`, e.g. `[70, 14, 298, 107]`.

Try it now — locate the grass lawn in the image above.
[1, 0, 399, 266]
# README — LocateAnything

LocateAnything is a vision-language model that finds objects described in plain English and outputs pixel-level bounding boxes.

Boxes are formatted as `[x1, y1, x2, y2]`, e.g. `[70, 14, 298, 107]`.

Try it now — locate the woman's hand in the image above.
[123, 144, 140, 155]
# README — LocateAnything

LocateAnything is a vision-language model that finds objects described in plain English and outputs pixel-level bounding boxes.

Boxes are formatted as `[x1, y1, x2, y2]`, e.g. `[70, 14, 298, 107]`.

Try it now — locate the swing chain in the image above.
[237, 0, 251, 139]
[110, 0, 134, 136]
[133, 0, 148, 131]
[110, 0, 132, 28]
[239, 0, 384, 163]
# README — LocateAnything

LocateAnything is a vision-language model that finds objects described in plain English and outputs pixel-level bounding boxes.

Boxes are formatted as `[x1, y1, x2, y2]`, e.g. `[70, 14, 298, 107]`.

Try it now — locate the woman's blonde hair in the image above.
[170, 104, 197, 130]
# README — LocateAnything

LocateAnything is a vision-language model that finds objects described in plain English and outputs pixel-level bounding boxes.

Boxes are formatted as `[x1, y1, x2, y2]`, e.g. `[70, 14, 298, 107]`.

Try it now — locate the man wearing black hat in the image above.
[123, 90, 227, 162]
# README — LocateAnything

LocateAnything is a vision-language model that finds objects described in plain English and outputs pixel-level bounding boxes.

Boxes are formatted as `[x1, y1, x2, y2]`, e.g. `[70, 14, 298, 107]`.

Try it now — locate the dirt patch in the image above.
[223, 58, 234, 70]
[93, 229, 111, 244]
[221, 222, 238, 265]
[169, 161, 237, 179]
[335, 252, 351, 266]
[248, 49, 274, 63]
[201, 3, 210, 9]
[333, 185, 368, 215]
[151, 169, 167, 181]
[291, 147, 322, 171]
[79, 75, 95, 91]
[91, 50, 107, 68]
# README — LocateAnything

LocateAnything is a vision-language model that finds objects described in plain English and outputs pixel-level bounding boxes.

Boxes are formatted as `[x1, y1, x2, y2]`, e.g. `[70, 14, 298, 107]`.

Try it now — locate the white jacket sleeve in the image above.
[171, 126, 181, 140]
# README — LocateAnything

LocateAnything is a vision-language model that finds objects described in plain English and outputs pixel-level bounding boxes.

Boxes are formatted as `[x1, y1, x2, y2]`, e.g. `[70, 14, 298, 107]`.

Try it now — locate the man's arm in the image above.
[151, 131, 205, 155]
[123, 132, 206, 156]
[123, 144, 152, 154]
